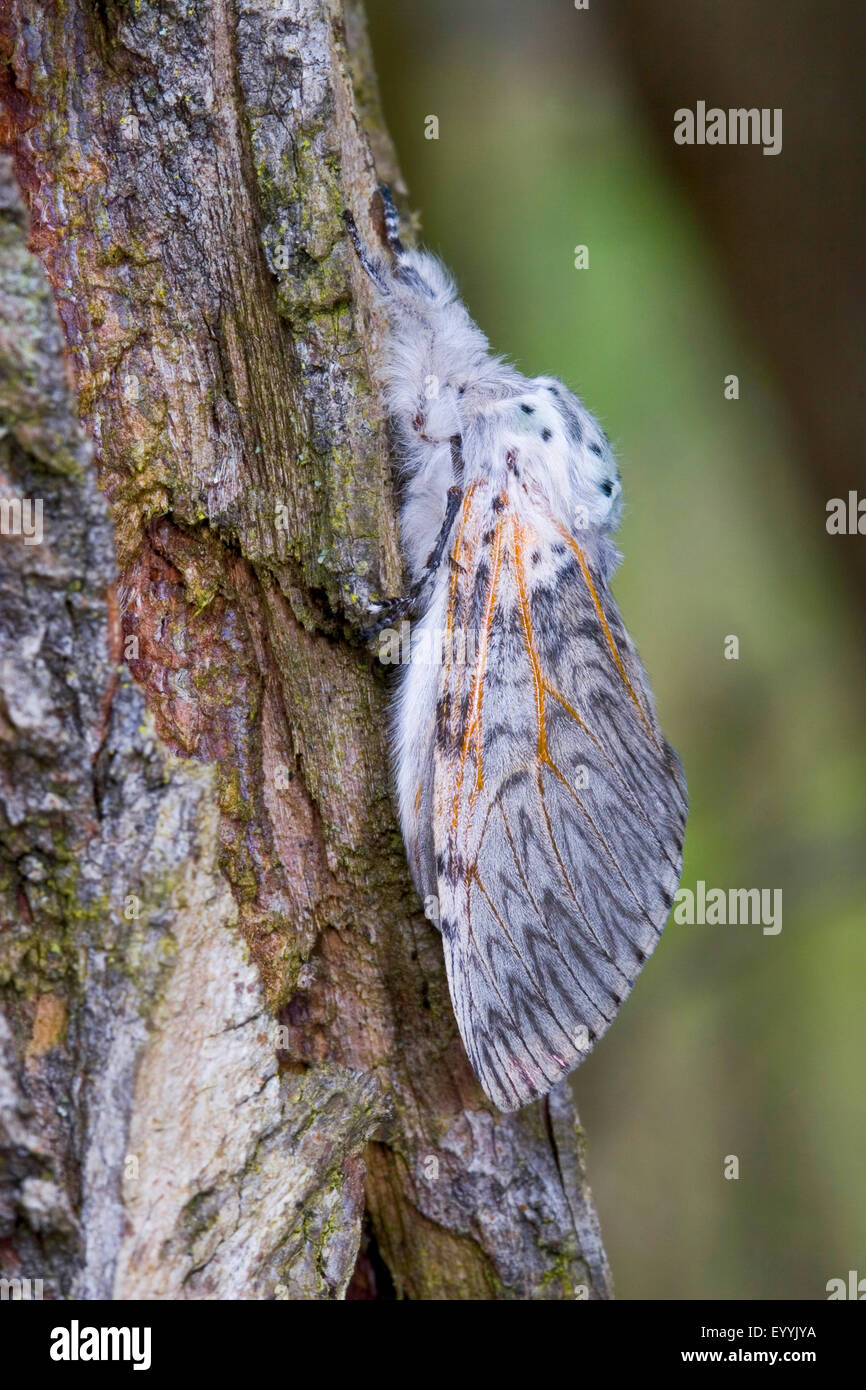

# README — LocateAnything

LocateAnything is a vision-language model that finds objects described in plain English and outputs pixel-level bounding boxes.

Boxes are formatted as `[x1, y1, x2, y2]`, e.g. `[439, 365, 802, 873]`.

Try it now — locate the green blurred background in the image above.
[364, 0, 866, 1299]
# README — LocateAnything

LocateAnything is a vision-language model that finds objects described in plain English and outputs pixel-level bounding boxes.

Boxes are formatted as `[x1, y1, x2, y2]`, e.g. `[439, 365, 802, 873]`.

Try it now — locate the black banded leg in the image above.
[379, 184, 404, 254]
[342, 209, 390, 292]
[361, 484, 464, 641]
[450, 433, 464, 486]
[425, 483, 463, 575]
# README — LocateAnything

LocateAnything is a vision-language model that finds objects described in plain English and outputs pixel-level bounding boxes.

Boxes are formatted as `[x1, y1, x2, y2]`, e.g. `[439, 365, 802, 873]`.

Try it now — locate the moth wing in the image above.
[433, 485, 687, 1111]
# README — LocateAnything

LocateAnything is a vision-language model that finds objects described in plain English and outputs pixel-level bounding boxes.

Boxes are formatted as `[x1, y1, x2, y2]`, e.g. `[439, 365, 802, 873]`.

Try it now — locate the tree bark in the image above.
[0, 0, 611, 1300]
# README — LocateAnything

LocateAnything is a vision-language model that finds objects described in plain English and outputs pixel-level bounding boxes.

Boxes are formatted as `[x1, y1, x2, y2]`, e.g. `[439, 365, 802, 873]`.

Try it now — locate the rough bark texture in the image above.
[0, 0, 611, 1300]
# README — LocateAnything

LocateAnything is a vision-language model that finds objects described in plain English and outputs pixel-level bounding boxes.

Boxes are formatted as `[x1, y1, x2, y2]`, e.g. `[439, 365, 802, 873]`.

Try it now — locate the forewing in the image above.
[433, 486, 687, 1111]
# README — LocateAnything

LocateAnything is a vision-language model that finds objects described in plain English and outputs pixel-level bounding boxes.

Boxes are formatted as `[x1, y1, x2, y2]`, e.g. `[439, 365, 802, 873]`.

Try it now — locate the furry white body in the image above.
[377, 249, 624, 883]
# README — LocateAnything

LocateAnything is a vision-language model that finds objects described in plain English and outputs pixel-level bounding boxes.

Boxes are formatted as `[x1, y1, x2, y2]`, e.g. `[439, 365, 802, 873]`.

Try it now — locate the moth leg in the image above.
[345, 200, 438, 309]
[424, 481, 464, 574]
[450, 432, 464, 485]
[342, 209, 390, 293]
[361, 483, 463, 640]
[379, 184, 404, 254]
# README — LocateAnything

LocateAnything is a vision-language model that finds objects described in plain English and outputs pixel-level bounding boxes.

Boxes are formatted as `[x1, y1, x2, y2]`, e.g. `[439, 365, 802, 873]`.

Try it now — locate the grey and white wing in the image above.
[433, 482, 687, 1111]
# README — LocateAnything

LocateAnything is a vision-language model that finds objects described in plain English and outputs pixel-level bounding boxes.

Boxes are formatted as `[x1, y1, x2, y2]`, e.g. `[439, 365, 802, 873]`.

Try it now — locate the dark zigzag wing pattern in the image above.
[432, 484, 687, 1111]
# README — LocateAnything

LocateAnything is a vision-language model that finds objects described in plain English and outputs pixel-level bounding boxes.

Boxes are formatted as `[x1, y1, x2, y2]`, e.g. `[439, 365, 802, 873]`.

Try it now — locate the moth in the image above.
[345, 190, 687, 1112]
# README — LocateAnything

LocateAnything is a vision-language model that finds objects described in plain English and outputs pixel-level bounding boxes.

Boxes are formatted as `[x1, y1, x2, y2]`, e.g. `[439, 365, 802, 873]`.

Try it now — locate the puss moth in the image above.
[344, 190, 687, 1112]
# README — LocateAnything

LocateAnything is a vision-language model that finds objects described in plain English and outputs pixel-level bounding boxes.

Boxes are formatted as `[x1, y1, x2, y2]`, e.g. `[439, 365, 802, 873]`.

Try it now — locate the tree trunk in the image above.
[0, 0, 611, 1300]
